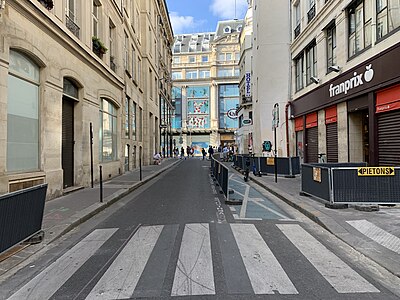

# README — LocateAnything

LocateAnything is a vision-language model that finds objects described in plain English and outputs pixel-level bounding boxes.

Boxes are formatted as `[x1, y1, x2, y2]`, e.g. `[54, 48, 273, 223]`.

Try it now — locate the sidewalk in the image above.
[235, 166, 400, 278]
[0, 158, 181, 278]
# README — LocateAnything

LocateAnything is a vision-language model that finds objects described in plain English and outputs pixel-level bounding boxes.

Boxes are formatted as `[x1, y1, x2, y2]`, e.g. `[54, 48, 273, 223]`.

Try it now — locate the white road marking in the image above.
[8, 229, 118, 300]
[239, 186, 250, 218]
[85, 226, 163, 300]
[231, 224, 298, 294]
[347, 220, 400, 254]
[277, 224, 380, 294]
[171, 223, 215, 296]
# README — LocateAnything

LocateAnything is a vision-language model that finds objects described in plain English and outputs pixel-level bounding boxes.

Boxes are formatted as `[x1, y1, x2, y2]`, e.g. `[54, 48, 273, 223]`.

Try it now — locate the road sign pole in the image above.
[274, 126, 277, 183]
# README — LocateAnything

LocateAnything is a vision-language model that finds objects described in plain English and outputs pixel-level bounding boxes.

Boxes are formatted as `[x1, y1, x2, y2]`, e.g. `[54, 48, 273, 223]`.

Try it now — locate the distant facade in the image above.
[290, 0, 400, 166]
[242, 0, 291, 157]
[171, 20, 243, 155]
[237, 0, 254, 154]
[0, 0, 173, 199]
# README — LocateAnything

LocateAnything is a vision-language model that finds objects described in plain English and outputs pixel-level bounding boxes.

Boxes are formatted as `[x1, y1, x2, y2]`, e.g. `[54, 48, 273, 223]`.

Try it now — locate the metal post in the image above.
[99, 165, 103, 202]
[139, 156, 142, 181]
[274, 126, 278, 183]
[90, 123, 94, 188]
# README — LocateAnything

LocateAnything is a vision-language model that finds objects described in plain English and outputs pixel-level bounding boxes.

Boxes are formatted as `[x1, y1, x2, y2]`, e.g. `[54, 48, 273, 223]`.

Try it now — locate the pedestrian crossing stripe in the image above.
[7, 224, 380, 299]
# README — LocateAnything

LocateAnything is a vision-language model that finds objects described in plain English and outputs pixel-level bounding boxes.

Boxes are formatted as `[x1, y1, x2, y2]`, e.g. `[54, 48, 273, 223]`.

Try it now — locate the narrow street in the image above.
[1, 159, 399, 299]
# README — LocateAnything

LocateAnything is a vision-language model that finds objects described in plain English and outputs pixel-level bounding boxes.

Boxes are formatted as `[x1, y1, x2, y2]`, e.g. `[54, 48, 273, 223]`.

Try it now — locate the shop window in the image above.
[7, 50, 40, 172]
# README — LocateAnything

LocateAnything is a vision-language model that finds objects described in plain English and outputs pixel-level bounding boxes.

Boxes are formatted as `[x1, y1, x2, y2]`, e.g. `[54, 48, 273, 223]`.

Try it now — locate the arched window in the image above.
[7, 50, 40, 172]
[99, 98, 118, 161]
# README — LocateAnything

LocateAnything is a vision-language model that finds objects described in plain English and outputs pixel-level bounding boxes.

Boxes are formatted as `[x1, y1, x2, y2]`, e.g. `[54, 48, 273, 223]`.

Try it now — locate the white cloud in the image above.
[210, 0, 248, 19]
[169, 11, 205, 34]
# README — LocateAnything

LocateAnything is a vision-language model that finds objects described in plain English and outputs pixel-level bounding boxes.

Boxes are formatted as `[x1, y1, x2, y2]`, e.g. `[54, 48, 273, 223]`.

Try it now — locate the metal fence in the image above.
[0, 184, 47, 254]
[233, 155, 300, 177]
[211, 155, 229, 199]
[300, 163, 400, 204]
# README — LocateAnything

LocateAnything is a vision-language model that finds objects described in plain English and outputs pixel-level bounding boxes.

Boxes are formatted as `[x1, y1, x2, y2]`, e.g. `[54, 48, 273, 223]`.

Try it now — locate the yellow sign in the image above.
[313, 167, 321, 182]
[266, 157, 275, 165]
[357, 167, 395, 176]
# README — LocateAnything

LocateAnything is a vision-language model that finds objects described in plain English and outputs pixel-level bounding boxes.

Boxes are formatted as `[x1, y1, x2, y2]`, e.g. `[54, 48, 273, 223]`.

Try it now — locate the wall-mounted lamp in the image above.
[328, 65, 341, 72]
[310, 76, 320, 84]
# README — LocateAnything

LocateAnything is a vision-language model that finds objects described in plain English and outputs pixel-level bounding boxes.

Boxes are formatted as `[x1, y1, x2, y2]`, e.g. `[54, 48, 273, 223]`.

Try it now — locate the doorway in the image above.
[62, 98, 74, 188]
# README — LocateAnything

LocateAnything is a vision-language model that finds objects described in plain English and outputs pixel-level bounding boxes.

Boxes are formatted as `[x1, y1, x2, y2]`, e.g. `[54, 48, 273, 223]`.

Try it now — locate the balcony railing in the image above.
[294, 24, 301, 39]
[307, 5, 316, 23]
[66, 15, 80, 38]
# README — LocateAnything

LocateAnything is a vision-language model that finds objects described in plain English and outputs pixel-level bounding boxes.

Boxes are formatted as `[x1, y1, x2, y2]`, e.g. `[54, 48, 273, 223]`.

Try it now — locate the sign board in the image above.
[242, 119, 252, 126]
[313, 167, 321, 182]
[266, 157, 275, 165]
[245, 72, 251, 97]
[272, 103, 279, 129]
[357, 167, 395, 176]
[227, 108, 238, 119]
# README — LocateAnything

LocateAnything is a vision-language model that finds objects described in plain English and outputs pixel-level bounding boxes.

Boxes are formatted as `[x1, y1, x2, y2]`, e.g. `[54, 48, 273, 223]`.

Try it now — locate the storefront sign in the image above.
[329, 64, 374, 97]
[245, 72, 251, 97]
[357, 167, 395, 176]
[227, 108, 238, 119]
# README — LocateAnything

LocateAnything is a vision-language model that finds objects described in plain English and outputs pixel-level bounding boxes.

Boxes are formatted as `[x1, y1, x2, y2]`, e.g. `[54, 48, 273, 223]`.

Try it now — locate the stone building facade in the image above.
[170, 20, 243, 154]
[290, 0, 400, 166]
[0, 0, 173, 199]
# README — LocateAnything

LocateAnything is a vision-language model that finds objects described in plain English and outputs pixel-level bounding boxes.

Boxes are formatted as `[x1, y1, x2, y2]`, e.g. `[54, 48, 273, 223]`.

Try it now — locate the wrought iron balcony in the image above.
[66, 15, 80, 38]
[294, 24, 301, 39]
[307, 5, 316, 23]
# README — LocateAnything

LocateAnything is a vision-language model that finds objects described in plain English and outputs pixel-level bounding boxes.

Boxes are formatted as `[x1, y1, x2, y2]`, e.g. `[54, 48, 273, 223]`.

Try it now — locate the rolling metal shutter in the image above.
[378, 110, 400, 166]
[326, 123, 338, 163]
[306, 126, 318, 163]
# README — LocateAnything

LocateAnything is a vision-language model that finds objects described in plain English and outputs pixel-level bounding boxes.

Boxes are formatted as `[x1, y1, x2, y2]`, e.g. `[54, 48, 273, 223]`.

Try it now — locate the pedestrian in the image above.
[180, 147, 185, 159]
[201, 148, 206, 160]
[186, 146, 191, 158]
[208, 145, 214, 160]
[222, 145, 229, 161]
[153, 152, 161, 165]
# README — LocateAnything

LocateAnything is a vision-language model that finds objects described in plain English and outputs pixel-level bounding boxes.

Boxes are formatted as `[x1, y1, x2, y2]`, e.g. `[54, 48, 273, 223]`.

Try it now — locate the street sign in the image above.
[227, 108, 238, 119]
[266, 157, 275, 165]
[357, 167, 395, 176]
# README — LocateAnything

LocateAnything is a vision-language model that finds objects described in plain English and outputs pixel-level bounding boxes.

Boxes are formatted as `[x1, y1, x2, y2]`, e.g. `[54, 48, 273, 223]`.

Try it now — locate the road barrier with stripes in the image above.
[301, 163, 400, 204]
[0, 184, 47, 254]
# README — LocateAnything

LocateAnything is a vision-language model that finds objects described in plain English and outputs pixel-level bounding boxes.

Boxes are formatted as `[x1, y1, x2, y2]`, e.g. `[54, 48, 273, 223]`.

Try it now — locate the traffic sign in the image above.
[357, 167, 395, 176]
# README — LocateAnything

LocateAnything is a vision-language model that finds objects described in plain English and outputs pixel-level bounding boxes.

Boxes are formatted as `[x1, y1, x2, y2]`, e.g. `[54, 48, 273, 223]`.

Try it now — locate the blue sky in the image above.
[166, 0, 248, 34]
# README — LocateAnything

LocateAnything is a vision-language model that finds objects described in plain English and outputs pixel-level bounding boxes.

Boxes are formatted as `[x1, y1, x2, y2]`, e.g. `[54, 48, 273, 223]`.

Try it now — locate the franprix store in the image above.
[292, 42, 400, 166]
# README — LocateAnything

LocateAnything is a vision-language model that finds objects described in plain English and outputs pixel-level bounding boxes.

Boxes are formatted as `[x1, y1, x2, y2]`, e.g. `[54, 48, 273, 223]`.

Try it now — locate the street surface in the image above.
[1, 159, 399, 299]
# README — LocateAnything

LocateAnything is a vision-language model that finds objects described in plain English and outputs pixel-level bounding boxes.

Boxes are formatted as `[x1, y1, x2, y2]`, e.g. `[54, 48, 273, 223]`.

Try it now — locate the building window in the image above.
[131, 46, 136, 81]
[100, 99, 117, 162]
[173, 41, 182, 54]
[189, 56, 196, 63]
[295, 55, 304, 91]
[125, 96, 129, 138]
[172, 87, 182, 129]
[7, 50, 40, 172]
[348, 0, 372, 57]
[294, 2, 301, 38]
[187, 86, 210, 129]
[305, 42, 317, 86]
[307, 0, 316, 23]
[109, 20, 115, 69]
[66, 0, 80, 37]
[377, 0, 400, 40]
[92, 1, 100, 38]
[186, 70, 198, 79]
[219, 85, 239, 129]
[327, 23, 337, 71]
[173, 57, 180, 64]
[201, 55, 208, 62]
[218, 67, 234, 77]
[199, 70, 210, 78]
[132, 101, 136, 141]
[124, 31, 129, 71]
[172, 71, 182, 80]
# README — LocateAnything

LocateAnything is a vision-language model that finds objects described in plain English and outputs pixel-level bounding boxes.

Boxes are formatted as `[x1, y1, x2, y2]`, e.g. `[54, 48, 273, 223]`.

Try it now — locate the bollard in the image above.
[139, 157, 142, 181]
[99, 165, 103, 203]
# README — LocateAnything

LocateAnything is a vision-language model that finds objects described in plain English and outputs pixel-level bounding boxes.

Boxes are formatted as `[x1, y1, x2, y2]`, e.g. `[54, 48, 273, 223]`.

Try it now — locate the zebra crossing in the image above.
[7, 223, 380, 299]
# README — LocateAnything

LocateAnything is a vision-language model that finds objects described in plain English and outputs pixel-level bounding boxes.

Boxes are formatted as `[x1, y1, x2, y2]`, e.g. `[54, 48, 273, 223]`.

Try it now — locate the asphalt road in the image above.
[1, 159, 399, 299]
